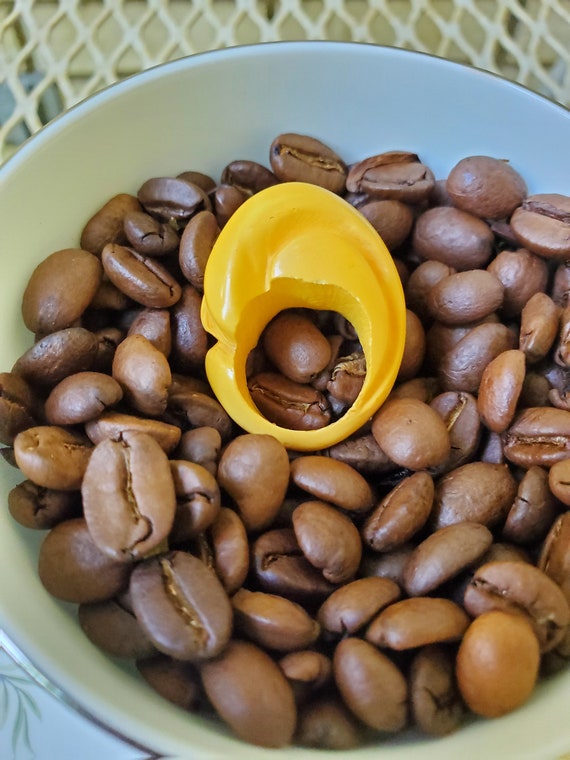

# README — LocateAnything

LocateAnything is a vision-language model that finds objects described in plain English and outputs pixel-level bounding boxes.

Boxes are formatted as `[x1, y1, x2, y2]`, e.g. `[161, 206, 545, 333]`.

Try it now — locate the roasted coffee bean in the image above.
[362, 471, 434, 552]
[202, 506, 249, 594]
[431, 461, 517, 529]
[137, 655, 204, 712]
[112, 334, 171, 417]
[487, 247, 548, 317]
[200, 639, 297, 748]
[45, 371, 123, 425]
[22, 249, 103, 335]
[8, 480, 80, 530]
[80, 193, 142, 255]
[123, 210, 180, 257]
[404, 259, 456, 322]
[463, 560, 570, 652]
[412, 206, 495, 270]
[326, 432, 393, 475]
[503, 465, 561, 545]
[510, 193, 570, 258]
[12, 327, 101, 388]
[519, 292, 560, 363]
[446, 155, 527, 220]
[82, 431, 176, 561]
[38, 518, 131, 603]
[346, 151, 435, 204]
[269, 133, 347, 193]
[85, 410, 181, 453]
[429, 391, 481, 473]
[403, 522, 493, 596]
[101, 243, 182, 308]
[127, 308, 172, 357]
[220, 159, 279, 195]
[279, 649, 332, 701]
[333, 637, 408, 731]
[178, 210, 220, 291]
[426, 269, 504, 325]
[169, 284, 209, 373]
[290, 454, 374, 512]
[371, 397, 451, 470]
[130, 550, 232, 661]
[358, 199, 414, 251]
[477, 349, 525, 433]
[409, 645, 465, 736]
[137, 177, 209, 223]
[292, 500, 362, 585]
[166, 389, 233, 441]
[295, 696, 361, 750]
[212, 183, 248, 227]
[0, 372, 39, 445]
[262, 311, 332, 384]
[456, 611, 540, 718]
[169, 459, 221, 542]
[252, 528, 337, 603]
[14, 425, 92, 490]
[78, 598, 156, 659]
[232, 588, 320, 651]
[217, 433, 290, 532]
[317, 576, 401, 638]
[539, 512, 570, 602]
[248, 372, 332, 430]
[503, 407, 570, 467]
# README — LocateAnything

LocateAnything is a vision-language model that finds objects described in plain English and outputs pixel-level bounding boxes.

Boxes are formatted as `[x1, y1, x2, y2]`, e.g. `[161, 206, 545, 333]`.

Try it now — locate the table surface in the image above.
[0, 636, 155, 760]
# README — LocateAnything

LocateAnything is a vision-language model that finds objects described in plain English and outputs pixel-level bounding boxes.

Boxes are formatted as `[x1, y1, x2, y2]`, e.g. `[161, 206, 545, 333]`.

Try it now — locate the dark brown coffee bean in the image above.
[262, 311, 332, 384]
[503, 407, 570, 467]
[317, 576, 401, 637]
[137, 177, 209, 223]
[178, 210, 220, 291]
[169, 284, 209, 373]
[503, 465, 561, 545]
[101, 243, 182, 308]
[0, 372, 39, 445]
[426, 269, 504, 325]
[205, 506, 249, 595]
[412, 206, 495, 270]
[123, 210, 180, 257]
[409, 645, 465, 736]
[169, 459, 221, 542]
[429, 391, 481, 474]
[519, 292, 560, 364]
[220, 159, 280, 195]
[270, 133, 347, 193]
[477, 349, 525, 433]
[446, 155, 526, 220]
[137, 655, 204, 712]
[358, 199, 414, 251]
[295, 696, 361, 750]
[248, 372, 332, 430]
[8, 480, 80, 530]
[538, 512, 570, 603]
[80, 193, 142, 255]
[290, 454, 374, 512]
[112, 334, 171, 417]
[487, 247, 548, 317]
[346, 151, 435, 203]
[78, 598, 156, 659]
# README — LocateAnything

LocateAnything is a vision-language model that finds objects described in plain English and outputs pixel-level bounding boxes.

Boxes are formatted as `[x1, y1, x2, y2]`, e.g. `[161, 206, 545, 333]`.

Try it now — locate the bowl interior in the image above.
[1, 41, 570, 759]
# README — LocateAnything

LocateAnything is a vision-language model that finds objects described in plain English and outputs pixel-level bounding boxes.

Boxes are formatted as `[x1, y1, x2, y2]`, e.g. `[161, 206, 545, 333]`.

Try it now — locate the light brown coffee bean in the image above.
[80, 193, 142, 255]
[503, 407, 570, 467]
[456, 611, 540, 717]
[412, 206, 495, 270]
[371, 397, 450, 470]
[446, 155, 527, 220]
[431, 461, 517, 529]
[519, 292, 560, 363]
[317, 576, 401, 637]
[487, 247, 548, 317]
[358, 199, 414, 251]
[14, 425, 92, 490]
[82, 431, 176, 562]
[262, 311, 332, 384]
[463, 560, 570, 652]
[112, 334, 171, 416]
[426, 269, 504, 325]
[130, 551, 232, 661]
[84, 410, 181, 453]
[45, 371, 123, 425]
[38, 518, 130, 603]
[200, 639, 297, 748]
[333, 637, 408, 732]
[292, 500, 361, 585]
[279, 650, 332, 699]
[362, 471, 434, 552]
[232, 588, 320, 651]
[510, 193, 570, 258]
[477, 349, 525, 433]
[217, 433, 290, 532]
[397, 310, 426, 382]
[366, 597, 470, 650]
[290, 454, 374, 512]
[403, 522, 493, 596]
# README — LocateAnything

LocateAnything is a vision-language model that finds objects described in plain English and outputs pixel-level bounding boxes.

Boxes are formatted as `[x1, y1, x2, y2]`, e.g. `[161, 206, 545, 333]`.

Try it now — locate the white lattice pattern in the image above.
[1, 0, 570, 162]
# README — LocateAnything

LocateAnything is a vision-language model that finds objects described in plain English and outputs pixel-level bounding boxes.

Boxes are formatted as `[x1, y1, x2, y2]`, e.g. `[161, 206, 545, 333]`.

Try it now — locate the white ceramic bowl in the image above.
[1, 41, 569, 759]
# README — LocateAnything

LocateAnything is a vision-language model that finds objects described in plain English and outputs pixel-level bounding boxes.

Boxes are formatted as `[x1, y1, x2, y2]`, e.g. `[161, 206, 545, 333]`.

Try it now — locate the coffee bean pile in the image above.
[1, 134, 570, 749]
